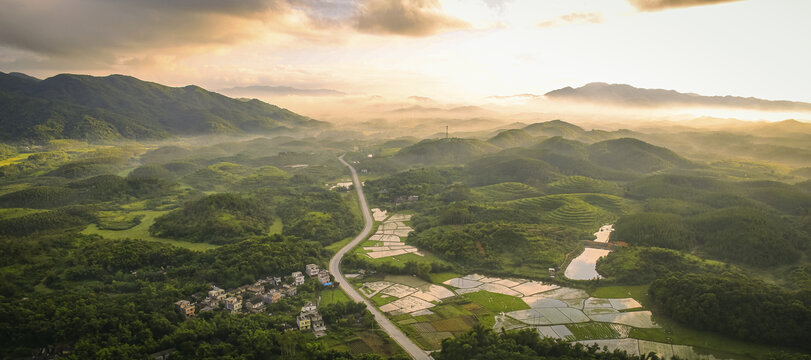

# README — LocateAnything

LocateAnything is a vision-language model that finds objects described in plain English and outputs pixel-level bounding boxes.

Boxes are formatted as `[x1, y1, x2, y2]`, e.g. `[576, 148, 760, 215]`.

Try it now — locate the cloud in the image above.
[219, 85, 346, 97]
[354, 0, 468, 36]
[538, 12, 603, 28]
[627, 0, 742, 11]
[0, 0, 359, 66]
[480, 0, 513, 12]
[408, 95, 434, 103]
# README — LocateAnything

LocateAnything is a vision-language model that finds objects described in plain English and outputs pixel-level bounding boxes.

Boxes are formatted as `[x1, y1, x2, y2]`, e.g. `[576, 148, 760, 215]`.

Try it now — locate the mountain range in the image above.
[545, 82, 811, 112]
[0, 72, 327, 143]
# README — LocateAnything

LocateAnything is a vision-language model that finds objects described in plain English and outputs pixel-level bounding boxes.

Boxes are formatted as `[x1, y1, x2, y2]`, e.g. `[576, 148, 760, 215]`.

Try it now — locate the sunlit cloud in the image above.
[538, 12, 604, 28]
[354, 0, 469, 36]
[627, 0, 742, 11]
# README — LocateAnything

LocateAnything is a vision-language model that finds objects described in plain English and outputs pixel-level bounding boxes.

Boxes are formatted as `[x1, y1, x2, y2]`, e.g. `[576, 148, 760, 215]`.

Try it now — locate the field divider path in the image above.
[331, 154, 432, 360]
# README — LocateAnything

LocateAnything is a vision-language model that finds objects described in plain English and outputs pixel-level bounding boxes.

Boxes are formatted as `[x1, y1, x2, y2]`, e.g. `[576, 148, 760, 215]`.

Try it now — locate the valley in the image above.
[0, 73, 809, 360]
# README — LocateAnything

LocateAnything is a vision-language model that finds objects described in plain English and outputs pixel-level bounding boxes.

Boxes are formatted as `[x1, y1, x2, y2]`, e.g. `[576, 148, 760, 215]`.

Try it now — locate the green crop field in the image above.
[567, 322, 620, 340]
[462, 291, 530, 313]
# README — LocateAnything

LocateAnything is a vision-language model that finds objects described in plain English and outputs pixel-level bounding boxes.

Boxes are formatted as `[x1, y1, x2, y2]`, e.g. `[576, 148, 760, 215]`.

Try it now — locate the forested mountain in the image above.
[0, 72, 327, 143]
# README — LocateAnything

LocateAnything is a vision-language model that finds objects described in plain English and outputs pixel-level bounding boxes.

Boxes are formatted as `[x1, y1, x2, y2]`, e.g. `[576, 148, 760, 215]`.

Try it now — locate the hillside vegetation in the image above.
[0, 72, 326, 143]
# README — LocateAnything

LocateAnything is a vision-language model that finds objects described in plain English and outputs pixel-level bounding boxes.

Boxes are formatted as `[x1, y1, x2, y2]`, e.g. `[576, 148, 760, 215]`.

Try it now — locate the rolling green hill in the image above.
[533, 136, 590, 158]
[486, 129, 536, 148]
[588, 138, 695, 173]
[497, 193, 632, 229]
[0, 72, 327, 143]
[393, 138, 500, 165]
[522, 120, 585, 138]
[471, 182, 543, 201]
[547, 175, 621, 195]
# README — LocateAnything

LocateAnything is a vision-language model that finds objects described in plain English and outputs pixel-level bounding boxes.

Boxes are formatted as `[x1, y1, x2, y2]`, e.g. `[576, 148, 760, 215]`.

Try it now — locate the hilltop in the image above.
[0, 72, 327, 143]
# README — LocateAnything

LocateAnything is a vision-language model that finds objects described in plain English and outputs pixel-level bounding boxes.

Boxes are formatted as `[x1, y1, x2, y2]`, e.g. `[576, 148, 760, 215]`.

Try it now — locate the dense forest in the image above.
[649, 273, 811, 351]
[0, 136, 373, 358]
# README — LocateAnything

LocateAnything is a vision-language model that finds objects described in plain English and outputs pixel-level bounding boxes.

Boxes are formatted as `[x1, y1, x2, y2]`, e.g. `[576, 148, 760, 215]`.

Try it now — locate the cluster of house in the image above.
[174, 263, 332, 319]
[297, 301, 326, 337]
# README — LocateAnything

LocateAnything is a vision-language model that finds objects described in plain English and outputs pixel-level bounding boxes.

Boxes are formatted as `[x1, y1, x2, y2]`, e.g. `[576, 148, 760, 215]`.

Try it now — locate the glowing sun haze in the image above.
[1, 0, 809, 113]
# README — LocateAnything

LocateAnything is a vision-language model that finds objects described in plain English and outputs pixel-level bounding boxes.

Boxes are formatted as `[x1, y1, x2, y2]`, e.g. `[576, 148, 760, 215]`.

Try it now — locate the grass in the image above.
[0, 153, 34, 167]
[0, 208, 45, 220]
[371, 293, 398, 306]
[355, 248, 452, 269]
[428, 272, 462, 284]
[81, 210, 219, 251]
[462, 291, 530, 313]
[320, 288, 351, 306]
[267, 218, 283, 235]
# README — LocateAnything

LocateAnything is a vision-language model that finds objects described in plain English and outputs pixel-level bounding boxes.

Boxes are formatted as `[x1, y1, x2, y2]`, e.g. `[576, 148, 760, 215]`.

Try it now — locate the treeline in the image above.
[150, 193, 274, 244]
[407, 222, 580, 276]
[612, 207, 808, 267]
[364, 167, 463, 205]
[596, 247, 738, 284]
[278, 189, 362, 245]
[649, 273, 811, 351]
[0, 174, 174, 209]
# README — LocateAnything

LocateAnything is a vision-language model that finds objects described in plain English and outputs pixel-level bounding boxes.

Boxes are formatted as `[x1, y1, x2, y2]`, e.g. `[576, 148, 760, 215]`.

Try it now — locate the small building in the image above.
[282, 284, 297, 297]
[224, 297, 242, 313]
[296, 302, 327, 335]
[246, 299, 265, 312]
[262, 290, 282, 304]
[174, 300, 195, 319]
[305, 264, 320, 277]
[297, 313, 312, 330]
[297, 302, 326, 335]
[292, 271, 306, 286]
[247, 283, 264, 294]
[266, 276, 282, 286]
[310, 312, 326, 333]
[150, 348, 176, 360]
[301, 302, 316, 313]
[317, 269, 331, 285]
[407, 195, 420, 202]
[208, 286, 225, 300]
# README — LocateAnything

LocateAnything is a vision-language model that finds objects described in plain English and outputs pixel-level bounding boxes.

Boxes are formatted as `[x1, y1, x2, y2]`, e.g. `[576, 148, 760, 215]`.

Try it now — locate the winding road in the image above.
[330, 155, 432, 360]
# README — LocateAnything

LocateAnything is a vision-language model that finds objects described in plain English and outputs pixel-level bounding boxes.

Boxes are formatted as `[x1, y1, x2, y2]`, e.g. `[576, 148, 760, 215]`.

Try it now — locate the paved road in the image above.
[330, 155, 432, 360]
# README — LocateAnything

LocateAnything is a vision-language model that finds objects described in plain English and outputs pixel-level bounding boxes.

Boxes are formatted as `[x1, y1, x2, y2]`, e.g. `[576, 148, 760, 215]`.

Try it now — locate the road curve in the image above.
[330, 155, 432, 360]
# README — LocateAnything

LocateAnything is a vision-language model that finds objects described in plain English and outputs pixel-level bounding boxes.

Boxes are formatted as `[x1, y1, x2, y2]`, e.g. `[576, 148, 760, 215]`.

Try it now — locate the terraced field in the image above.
[548, 176, 620, 195]
[472, 182, 543, 201]
[497, 194, 631, 229]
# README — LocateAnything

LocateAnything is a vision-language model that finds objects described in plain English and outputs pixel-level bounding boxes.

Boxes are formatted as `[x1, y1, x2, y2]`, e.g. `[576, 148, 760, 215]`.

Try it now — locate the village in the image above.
[173, 263, 333, 337]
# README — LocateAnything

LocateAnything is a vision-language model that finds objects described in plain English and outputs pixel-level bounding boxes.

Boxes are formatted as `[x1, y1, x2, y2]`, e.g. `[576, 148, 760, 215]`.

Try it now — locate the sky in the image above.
[1, 0, 810, 109]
